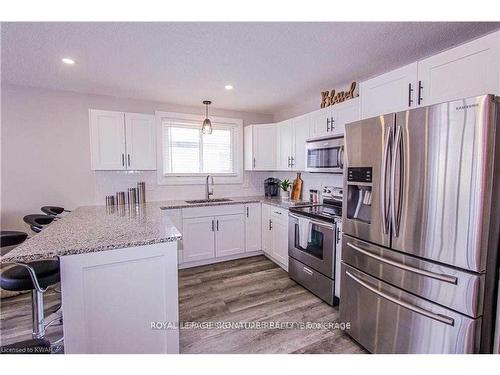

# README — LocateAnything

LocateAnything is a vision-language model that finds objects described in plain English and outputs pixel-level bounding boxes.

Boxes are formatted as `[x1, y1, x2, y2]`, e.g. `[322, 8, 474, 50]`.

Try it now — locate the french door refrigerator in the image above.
[340, 94, 500, 354]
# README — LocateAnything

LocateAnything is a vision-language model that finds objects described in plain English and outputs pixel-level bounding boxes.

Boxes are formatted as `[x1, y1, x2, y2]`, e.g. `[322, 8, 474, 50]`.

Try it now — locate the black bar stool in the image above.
[0, 231, 62, 351]
[23, 214, 54, 233]
[41, 206, 71, 218]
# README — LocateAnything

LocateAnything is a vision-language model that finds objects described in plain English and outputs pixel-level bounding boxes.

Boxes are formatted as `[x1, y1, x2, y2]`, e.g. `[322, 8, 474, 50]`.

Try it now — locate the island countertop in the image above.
[0, 196, 313, 264]
[1, 202, 183, 264]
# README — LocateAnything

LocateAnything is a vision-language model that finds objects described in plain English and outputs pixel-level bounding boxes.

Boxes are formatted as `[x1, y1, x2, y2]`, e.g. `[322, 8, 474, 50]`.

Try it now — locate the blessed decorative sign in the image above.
[320, 81, 359, 108]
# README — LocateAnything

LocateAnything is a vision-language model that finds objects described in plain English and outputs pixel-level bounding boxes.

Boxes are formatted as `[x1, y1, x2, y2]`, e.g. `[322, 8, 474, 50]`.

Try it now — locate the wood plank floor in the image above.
[1, 255, 365, 354]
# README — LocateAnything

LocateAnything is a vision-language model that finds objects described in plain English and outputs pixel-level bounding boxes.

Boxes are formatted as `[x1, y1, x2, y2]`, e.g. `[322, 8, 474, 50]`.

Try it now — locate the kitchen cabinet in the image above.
[292, 114, 310, 171]
[215, 213, 245, 257]
[124, 113, 156, 170]
[261, 204, 289, 271]
[276, 120, 294, 170]
[310, 106, 332, 139]
[89, 110, 126, 170]
[182, 216, 216, 262]
[163, 209, 183, 264]
[245, 203, 262, 252]
[417, 31, 500, 106]
[360, 63, 418, 119]
[261, 204, 272, 256]
[244, 124, 277, 170]
[89, 109, 156, 171]
[332, 98, 361, 135]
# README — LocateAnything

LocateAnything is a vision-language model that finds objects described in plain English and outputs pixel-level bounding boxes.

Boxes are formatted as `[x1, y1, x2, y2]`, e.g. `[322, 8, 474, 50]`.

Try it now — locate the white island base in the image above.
[60, 241, 179, 354]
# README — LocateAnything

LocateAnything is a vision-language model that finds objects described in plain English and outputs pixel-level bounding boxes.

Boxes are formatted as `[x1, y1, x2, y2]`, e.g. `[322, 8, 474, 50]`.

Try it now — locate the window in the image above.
[156, 112, 243, 185]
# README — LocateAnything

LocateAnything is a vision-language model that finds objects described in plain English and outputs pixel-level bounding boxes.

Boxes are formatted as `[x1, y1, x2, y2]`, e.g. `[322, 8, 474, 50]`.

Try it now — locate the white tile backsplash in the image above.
[272, 171, 343, 202]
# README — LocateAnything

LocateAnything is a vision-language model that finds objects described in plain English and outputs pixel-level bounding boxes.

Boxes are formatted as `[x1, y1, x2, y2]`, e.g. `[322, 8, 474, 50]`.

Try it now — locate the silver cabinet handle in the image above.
[273, 211, 282, 215]
[302, 266, 314, 276]
[211, 219, 214, 232]
[331, 116, 335, 129]
[326, 117, 330, 132]
[246, 207, 249, 218]
[121, 153, 125, 167]
[346, 242, 458, 284]
[287, 156, 291, 167]
[390, 126, 403, 237]
[269, 219, 272, 230]
[290, 156, 295, 167]
[417, 80, 423, 105]
[127, 154, 131, 167]
[253, 157, 256, 169]
[289, 213, 334, 229]
[381, 127, 392, 235]
[408, 83, 414, 107]
[216, 219, 219, 231]
[345, 270, 454, 326]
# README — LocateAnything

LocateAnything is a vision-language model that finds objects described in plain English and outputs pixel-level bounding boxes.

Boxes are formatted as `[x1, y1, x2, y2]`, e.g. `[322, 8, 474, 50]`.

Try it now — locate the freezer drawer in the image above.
[289, 257, 336, 306]
[340, 263, 481, 354]
[342, 235, 484, 318]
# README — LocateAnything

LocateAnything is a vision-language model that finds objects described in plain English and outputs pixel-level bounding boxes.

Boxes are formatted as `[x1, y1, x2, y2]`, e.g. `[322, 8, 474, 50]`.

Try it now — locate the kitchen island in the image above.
[1, 202, 182, 354]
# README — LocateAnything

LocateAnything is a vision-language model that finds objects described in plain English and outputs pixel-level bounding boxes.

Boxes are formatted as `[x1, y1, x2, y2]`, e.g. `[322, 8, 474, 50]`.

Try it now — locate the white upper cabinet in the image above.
[360, 63, 418, 119]
[310, 106, 333, 139]
[292, 114, 311, 171]
[331, 98, 361, 136]
[89, 110, 127, 170]
[124, 113, 156, 170]
[276, 120, 294, 170]
[247, 124, 277, 171]
[417, 31, 500, 106]
[89, 109, 156, 171]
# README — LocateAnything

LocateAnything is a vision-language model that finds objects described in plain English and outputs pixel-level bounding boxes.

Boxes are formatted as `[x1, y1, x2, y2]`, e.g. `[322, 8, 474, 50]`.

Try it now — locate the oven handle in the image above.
[346, 242, 458, 284]
[289, 213, 334, 230]
[345, 270, 455, 326]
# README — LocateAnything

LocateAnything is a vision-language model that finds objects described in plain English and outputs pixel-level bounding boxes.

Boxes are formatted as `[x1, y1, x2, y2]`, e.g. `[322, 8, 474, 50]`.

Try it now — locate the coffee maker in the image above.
[264, 178, 280, 197]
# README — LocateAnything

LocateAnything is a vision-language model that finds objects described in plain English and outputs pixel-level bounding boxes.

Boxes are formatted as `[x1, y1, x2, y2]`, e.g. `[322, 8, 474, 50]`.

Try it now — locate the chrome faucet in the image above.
[206, 175, 214, 200]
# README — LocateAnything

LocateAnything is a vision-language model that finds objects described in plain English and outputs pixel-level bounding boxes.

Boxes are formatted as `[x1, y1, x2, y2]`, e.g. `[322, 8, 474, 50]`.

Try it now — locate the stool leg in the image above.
[31, 289, 46, 339]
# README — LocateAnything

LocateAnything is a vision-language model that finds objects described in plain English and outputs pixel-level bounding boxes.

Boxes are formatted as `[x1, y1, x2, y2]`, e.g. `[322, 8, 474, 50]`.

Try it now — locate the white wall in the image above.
[0, 84, 273, 231]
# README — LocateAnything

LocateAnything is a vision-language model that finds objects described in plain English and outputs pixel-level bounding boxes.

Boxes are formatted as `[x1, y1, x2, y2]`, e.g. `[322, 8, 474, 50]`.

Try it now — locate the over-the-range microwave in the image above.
[305, 136, 344, 173]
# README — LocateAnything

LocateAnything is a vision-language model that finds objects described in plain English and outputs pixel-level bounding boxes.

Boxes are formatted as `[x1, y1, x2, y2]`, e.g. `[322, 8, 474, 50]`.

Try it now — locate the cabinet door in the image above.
[89, 110, 126, 170]
[215, 214, 245, 258]
[244, 125, 254, 170]
[360, 62, 418, 119]
[253, 124, 277, 170]
[245, 203, 262, 252]
[271, 210, 289, 269]
[182, 217, 215, 262]
[291, 114, 310, 171]
[331, 98, 361, 136]
[261, 204, 272, 255]
[417, 31, 500, 106]
[276, 120, 294, 170]
[310, 107, 332, 138]
[125, 113, 156, 170]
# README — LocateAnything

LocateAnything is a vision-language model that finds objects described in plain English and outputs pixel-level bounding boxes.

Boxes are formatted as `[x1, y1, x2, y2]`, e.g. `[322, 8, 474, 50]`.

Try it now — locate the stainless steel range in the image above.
[288, 187, 343, 306]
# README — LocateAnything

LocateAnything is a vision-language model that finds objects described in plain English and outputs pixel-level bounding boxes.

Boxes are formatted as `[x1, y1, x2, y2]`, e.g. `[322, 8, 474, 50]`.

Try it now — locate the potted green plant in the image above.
[280, 179, 292, 201]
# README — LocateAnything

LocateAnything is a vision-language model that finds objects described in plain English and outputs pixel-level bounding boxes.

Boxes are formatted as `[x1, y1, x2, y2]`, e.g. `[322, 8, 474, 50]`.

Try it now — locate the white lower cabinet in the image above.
[245, 203, 262, 252]
[182, 216, 216, 262]
[261, 204, 289, 270]
[215, 213, 245, 257]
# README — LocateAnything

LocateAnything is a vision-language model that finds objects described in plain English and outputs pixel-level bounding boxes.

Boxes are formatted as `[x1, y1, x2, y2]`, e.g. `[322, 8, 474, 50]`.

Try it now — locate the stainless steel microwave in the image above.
[305, 137, 344, 173]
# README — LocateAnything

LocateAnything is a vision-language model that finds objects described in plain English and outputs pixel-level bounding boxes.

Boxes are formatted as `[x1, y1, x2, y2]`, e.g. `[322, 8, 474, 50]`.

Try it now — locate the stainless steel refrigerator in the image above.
[340, 94, 500, 354]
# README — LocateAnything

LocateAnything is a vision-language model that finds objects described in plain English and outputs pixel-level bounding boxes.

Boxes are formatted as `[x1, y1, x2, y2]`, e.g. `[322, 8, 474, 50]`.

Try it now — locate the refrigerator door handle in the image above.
[391, 125, 403, 237]
[346, 242, 458, 284]
[381, 127, 392, 235]
[345, 270, 455, 326]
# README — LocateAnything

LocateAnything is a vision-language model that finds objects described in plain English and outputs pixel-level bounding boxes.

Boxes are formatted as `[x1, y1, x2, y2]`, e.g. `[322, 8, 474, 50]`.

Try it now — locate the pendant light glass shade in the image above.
[202, 100, 213, 134]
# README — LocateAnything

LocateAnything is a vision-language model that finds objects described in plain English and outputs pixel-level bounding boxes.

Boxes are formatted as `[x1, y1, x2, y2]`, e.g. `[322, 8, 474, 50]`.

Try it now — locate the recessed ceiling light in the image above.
[224, 85, 233, 90]
[61, 57, 76, 65]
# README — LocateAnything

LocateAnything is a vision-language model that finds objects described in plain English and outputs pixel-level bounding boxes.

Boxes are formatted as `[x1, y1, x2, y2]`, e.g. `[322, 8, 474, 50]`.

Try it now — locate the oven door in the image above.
[288, 213, 335, 277]
[305, 137, 344, 173]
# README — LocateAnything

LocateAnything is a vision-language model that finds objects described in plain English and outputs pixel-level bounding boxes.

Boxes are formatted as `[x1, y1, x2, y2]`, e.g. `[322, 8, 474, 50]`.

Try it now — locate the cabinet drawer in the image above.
[182, 204, 244, 218]
[270, 206, 288, 220]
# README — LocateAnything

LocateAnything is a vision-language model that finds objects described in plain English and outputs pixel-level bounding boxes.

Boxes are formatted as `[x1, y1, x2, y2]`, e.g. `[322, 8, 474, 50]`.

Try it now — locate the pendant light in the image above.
[202, 100, 213, 134]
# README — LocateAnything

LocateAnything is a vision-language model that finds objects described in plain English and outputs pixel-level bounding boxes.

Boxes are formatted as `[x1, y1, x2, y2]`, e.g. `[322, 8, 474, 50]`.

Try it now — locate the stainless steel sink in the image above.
[185, 198, 233, 204]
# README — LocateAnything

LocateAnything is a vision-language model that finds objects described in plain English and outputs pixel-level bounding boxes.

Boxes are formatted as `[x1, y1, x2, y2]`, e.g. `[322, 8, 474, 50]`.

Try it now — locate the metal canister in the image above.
[116, 191, 126, 205]
[105, 195, 115, 207]
[128, 188, 138, 206]
[137, 182, 146, 204]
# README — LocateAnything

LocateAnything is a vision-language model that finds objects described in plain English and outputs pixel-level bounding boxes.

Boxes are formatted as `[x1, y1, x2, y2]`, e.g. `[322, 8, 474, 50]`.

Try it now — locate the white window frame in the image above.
[156, 111, 243, 185]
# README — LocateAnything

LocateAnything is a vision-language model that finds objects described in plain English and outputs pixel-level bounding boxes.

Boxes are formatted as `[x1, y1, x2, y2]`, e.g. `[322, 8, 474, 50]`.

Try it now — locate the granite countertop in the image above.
[1, 202, 182, 264]
[1, 196, 312, 264]
[159, 195, 312, 210]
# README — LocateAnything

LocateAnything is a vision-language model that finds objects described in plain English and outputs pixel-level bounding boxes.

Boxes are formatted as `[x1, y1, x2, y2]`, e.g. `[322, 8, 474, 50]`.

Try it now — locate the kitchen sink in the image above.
[185, 198, 233, 204]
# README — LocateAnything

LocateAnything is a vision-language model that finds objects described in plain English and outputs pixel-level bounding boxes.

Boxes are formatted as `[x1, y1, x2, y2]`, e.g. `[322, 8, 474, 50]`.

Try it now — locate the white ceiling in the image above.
[2, 22, 499, 114]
